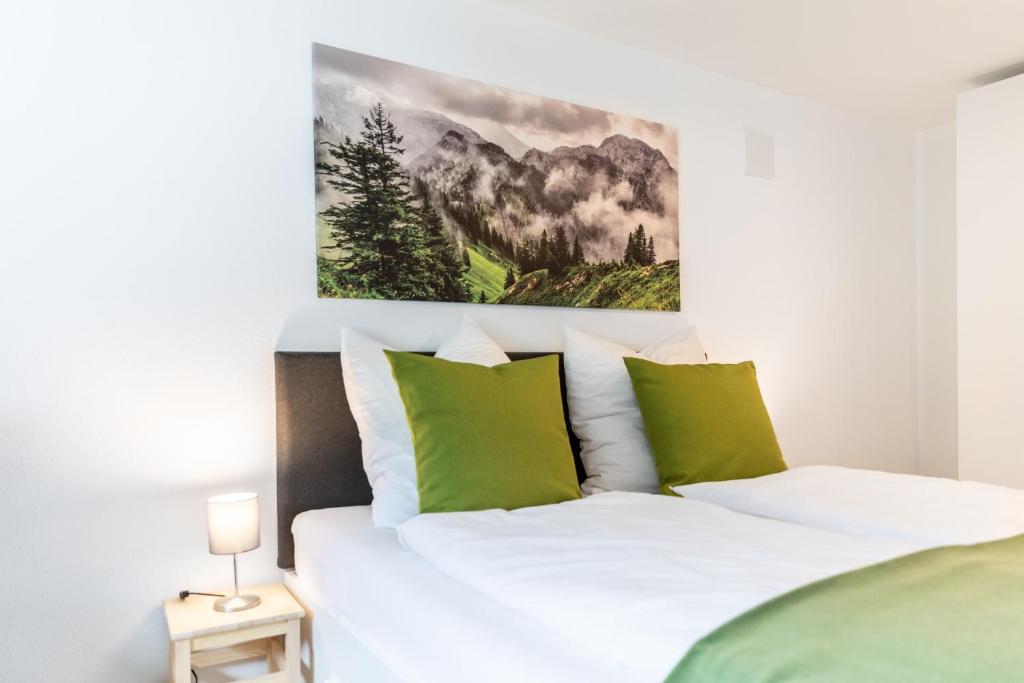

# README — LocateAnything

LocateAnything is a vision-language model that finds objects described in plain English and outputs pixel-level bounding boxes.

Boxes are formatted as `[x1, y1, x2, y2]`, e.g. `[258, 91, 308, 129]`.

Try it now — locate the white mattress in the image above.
[291, 506, 623, 683]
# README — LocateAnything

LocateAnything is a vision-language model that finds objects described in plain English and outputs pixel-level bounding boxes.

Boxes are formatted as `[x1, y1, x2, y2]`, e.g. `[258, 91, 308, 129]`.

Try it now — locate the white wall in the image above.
[957, 74, 1024, 486]
[915, 125, 958, 478]
[0, 0, 917, 680]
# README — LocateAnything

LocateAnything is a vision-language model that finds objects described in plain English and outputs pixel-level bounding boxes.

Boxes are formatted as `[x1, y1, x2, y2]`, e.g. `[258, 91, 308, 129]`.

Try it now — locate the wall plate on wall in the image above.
[745, 130, 775, 179]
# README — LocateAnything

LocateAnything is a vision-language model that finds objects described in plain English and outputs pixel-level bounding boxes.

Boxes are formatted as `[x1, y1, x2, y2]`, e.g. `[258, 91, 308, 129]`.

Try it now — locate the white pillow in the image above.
[341, 317, 509, 527]
[434, 317, 511, 366]
[563, 326, 706, 494]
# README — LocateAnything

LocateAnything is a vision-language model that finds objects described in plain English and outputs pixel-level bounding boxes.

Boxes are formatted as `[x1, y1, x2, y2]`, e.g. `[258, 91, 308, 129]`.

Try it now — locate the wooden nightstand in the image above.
[164, 582, 305, 683]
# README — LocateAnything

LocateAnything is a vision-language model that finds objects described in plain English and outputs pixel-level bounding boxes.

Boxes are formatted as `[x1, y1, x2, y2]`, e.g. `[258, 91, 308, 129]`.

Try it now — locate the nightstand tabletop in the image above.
[164, 582, 305, 641]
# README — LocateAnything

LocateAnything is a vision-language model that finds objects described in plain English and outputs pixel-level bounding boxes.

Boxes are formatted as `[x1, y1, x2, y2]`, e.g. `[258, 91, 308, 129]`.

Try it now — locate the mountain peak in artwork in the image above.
[549, 143, 600, 160]
[436, 129, 469, 152]
[515, 135, 676, 216]
[597, 134, 673, 179]
[408, 129, 545, 210]
[389, 109, 487, 160]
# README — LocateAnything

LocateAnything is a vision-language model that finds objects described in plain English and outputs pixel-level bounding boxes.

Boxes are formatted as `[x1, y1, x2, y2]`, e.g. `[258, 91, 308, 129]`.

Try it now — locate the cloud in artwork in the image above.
[569, 181, 679, 263]
[313, 44, 677, 167]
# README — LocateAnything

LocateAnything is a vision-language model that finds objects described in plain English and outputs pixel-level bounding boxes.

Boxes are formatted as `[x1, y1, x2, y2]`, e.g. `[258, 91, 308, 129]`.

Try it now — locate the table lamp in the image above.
[207, 492, 261, 612]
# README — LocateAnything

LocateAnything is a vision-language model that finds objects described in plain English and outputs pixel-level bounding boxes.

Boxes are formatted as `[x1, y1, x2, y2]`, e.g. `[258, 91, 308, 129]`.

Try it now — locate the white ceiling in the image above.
[481, 0, 1024, 130]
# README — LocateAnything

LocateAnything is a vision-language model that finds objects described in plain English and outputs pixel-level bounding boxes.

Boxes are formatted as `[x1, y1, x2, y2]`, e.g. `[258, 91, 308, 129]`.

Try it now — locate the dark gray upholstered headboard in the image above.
[274, 351, 585, 569]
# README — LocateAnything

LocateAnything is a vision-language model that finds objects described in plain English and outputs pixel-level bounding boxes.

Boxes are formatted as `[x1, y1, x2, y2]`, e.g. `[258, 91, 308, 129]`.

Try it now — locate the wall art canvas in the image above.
[313, 43, 680, 310]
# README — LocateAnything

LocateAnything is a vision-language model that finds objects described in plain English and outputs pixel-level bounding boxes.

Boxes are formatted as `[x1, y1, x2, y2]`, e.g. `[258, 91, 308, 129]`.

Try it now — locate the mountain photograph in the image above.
[313, 43, 680, 311]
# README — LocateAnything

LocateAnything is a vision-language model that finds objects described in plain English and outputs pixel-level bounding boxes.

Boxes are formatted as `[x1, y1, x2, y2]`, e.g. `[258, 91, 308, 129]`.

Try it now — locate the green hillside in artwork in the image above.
[463, 245, 512, 304]
[499, 261, 680, 311]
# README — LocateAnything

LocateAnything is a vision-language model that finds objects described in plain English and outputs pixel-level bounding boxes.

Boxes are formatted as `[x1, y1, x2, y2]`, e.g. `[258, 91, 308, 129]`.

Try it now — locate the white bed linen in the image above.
[292, 506, 623, 683]
[674, 465, 1024, 545]
[398, 492, 916, 681]
[285, 570, 405, 683]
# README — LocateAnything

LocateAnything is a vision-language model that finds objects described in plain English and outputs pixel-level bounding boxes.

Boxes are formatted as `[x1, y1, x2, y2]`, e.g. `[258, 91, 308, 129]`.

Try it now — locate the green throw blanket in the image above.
[665, 533, 1024, 682]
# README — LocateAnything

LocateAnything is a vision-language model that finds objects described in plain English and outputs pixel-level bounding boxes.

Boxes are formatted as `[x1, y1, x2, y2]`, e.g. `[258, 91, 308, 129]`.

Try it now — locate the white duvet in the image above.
[675, 465, 1024, 546]
[398, 492, 915, 681]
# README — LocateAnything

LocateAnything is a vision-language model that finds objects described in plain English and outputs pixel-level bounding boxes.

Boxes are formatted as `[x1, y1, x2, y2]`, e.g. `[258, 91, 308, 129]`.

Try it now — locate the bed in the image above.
[276, 351, 1024, 683]
[276, 350, 604, 683]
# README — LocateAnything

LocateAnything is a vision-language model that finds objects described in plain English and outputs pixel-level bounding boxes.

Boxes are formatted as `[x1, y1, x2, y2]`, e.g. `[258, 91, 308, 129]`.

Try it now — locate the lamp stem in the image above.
[212, 551, 260, 612]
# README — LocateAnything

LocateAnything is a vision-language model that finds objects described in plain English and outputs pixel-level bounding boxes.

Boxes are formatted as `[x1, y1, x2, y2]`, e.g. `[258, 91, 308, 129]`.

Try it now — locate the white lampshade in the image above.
[207, 492, 260, 555]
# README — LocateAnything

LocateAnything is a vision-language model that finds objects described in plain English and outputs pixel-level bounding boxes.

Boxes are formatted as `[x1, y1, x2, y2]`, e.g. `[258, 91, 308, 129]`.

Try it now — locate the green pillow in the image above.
[623, 358, 787, 492]
[385, 351, 582, 513]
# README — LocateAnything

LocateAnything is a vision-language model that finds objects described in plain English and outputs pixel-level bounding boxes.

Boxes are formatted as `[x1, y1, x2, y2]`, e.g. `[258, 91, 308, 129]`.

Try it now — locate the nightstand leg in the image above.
[268, 636, 282, 673]
[171, 640, 191, 683]
[285, 619, 301, 682]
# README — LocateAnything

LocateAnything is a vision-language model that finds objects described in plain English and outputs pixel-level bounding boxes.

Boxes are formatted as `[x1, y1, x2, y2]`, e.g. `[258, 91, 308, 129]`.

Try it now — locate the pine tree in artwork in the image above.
[478, 289, 487, 304]
[622, 224, 655, 266]
[538, 229, 551, 271]
[317, 136, 383, 291]
[416, 188, 471, 302]
[360, 104, 409, 285]
[633, 224, 647, 265]
[551, 225, 571, 277]
[516, 237, 535, 274]
[504, 267, 516, 289]
[317, 102, 434, 300]
[394, 216, 433, 299]
[623, 230, 636, 264]
[571, 235, 584, 264]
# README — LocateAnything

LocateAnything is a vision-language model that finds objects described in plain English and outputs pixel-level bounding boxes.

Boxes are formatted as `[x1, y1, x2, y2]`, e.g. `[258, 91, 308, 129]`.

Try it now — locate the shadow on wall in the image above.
[19, 483, 282, 682]
[970, 60, 1024, 87]
[275, 296, 687, 355]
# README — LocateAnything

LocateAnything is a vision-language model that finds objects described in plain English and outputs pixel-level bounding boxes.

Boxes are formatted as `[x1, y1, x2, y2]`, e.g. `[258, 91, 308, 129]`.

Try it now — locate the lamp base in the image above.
[213, 593, 261, 613]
